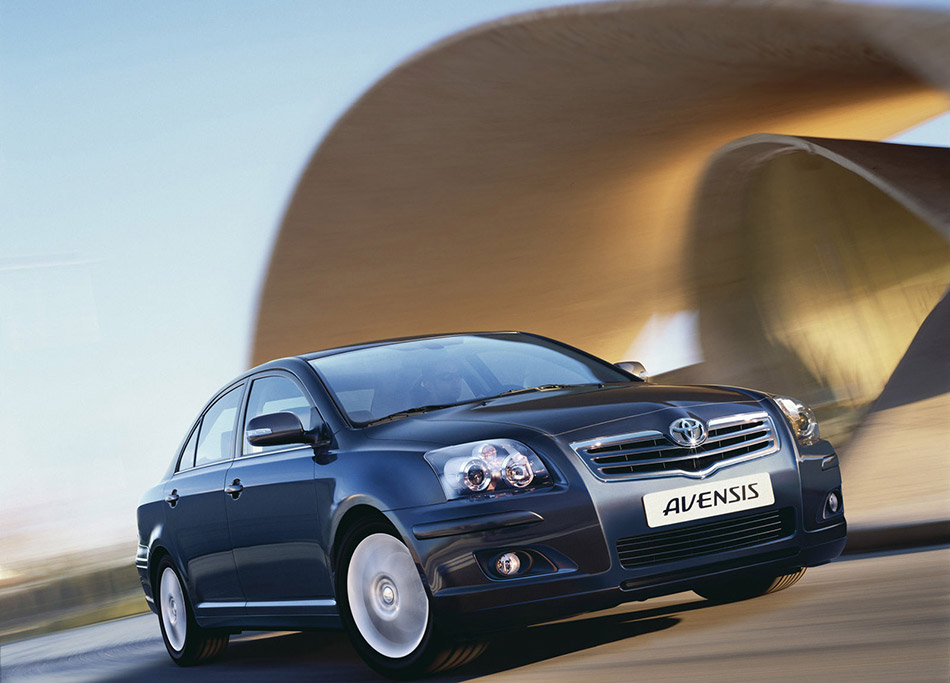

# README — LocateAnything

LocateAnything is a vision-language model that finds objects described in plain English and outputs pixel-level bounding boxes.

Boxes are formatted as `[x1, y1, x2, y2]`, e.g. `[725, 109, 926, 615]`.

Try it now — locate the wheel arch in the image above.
[330, 502, 399, 567]
[149, 545, 172, 596]
[149, 546, 202, 617]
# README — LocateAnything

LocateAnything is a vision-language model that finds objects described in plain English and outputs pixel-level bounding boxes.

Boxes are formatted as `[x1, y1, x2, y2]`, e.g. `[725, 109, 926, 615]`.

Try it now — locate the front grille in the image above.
[571, 411, 778, 480]
[616, 507, 795, 569]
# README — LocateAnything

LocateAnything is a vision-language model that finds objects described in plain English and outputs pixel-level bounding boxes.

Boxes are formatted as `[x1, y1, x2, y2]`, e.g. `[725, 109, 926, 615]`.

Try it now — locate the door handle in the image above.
[225, 479, 244, 499]
[165, 490, 179, 508]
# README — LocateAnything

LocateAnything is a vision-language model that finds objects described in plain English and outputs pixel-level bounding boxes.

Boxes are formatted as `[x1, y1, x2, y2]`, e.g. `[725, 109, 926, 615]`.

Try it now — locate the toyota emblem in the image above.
[669, 417, 707, 447]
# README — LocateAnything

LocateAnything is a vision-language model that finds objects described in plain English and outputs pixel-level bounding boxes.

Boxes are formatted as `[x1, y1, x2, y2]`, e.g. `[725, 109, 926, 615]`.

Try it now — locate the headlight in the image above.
[773, 395, 820, 446]
[424, 439, 555, 500]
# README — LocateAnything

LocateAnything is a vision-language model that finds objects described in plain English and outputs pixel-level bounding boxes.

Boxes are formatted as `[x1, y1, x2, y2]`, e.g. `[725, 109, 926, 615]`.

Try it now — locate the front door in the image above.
[225, 373, 333, 614]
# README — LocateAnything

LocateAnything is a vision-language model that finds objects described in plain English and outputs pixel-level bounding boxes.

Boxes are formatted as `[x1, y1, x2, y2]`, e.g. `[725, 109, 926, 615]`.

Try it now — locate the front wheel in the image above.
[336, 521, 486, 678]
[693, 567, 807, 603]
[156, 557, 229, 665]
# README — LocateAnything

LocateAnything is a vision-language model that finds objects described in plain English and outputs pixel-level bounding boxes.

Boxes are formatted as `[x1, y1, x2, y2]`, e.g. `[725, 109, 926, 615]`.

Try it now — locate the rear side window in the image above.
[177, 427, 199, 471]
[242, 375, 316, 456]
[194, 385, 243, 468]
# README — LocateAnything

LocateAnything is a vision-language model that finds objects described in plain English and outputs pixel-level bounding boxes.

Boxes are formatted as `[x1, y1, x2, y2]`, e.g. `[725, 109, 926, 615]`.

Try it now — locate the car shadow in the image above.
[97, 629, 379, 682]
[98, 596, 709, 681]
[444, 596, 720, 680]
[447, 614, 678, 680]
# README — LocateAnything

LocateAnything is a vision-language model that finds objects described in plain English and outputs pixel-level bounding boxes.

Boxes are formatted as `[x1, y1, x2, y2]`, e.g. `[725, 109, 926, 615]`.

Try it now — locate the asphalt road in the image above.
[2, 547, 947, 682]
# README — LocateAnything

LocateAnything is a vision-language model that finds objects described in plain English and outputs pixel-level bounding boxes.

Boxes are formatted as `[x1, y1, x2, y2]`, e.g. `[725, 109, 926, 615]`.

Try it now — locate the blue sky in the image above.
[0, 0, 947, 567]
[0, 0, 613, 566]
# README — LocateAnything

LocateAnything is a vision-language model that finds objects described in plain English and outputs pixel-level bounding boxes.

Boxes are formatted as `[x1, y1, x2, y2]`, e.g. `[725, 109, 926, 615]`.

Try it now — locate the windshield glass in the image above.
[309, 334, 633, 425]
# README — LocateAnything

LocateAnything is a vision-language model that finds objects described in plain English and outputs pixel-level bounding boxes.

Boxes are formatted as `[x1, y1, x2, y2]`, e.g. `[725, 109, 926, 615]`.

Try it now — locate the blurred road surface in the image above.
[2, 547, 947, 682]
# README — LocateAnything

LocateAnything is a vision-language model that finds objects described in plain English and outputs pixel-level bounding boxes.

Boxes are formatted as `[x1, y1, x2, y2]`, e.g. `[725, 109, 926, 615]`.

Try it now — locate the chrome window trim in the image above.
[570, 411, 779, 481]
[171, 444, 313, 476]
[169, 458, 234, 481]
[235, 444, 313, 462]
[171, 457, 234, 476]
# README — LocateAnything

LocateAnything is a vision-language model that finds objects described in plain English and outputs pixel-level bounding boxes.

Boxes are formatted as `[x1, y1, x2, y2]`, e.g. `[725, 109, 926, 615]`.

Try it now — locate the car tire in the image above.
[335, 520, 487, 678]
[693, 567, 807, 603]
[156, 556, 229, 666]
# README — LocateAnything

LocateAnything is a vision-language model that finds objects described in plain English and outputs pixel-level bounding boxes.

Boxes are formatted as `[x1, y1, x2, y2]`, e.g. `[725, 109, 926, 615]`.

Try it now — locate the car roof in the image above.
[299, 330, 527, 361]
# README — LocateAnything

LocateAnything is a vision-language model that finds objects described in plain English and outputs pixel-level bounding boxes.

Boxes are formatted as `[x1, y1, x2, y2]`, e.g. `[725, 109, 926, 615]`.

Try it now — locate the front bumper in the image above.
[436, 523, 845, 634]
[391, 439, 846, 635]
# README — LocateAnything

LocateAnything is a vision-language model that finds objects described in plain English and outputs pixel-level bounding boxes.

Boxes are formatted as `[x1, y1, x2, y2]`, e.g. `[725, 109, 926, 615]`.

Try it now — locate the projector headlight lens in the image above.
[460, 459, 491, 492]
[774, 395, 820, 446]
[425, 439, 553, 500]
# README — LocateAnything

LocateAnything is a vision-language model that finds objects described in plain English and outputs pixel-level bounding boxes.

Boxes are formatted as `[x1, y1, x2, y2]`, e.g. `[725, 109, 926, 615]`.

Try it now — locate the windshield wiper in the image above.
[364, 403, 460, 426]
[487, 384, 581, 400]
[363, 384, 596, 425]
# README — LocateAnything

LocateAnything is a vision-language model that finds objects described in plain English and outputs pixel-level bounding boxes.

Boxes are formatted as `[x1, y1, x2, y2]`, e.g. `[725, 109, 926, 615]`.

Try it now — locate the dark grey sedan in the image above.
[136, 332, 846, 677]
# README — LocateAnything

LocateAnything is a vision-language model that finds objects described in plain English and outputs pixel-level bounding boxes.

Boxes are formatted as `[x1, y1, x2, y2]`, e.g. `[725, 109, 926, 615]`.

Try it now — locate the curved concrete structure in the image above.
[253, 0, 947, 369]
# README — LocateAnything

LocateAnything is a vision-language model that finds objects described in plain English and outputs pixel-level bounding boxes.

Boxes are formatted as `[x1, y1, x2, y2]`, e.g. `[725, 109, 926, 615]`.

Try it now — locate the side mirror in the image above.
[616, 361, 649, 381]
[247, 412, 329, 448]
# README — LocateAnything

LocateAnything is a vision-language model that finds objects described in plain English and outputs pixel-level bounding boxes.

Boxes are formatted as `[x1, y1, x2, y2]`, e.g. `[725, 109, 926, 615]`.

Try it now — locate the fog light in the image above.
[821, 491, 842, 519]
[495, 552, 521, 576]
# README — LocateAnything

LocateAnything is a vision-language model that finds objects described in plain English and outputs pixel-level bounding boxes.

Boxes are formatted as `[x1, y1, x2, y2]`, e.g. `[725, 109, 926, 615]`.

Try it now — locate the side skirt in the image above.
[195, 599, 342, 630]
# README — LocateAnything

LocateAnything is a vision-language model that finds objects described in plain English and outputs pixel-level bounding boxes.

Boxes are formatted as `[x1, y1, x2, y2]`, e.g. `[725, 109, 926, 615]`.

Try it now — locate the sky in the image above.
[1, 0, 948, 569]
[0, 0, 618, 568]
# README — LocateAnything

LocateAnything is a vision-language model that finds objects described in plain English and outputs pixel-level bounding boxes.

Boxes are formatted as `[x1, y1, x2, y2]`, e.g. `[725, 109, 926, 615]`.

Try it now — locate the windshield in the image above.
[308, 334, 633, 425]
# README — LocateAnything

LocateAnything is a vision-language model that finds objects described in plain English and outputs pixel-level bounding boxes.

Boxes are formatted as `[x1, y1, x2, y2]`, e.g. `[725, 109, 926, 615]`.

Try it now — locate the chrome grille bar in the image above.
[594, 433, 773, 468]
[587, 422, 769, 458]
[571, 411, 779, 481]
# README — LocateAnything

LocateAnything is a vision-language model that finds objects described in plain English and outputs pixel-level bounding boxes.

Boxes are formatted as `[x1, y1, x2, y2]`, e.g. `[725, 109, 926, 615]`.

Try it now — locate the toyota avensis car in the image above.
[136, 332, 846, 677]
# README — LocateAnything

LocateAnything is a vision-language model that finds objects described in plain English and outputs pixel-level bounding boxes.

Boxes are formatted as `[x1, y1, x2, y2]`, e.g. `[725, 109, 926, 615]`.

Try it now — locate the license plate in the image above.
[642, 473, 774, 528]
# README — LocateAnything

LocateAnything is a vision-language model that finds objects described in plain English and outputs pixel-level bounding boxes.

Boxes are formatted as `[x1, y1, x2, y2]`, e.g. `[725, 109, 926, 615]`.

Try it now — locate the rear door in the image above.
[163, 383, 245, 616]
[225, 372, 333, 614]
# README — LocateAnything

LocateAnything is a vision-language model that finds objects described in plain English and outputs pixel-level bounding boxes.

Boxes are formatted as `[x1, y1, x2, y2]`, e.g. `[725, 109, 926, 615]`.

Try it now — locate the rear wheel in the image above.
[694, 567, 807, 603]
[336, 521, 486, 678]
[156, 557, 229, 665]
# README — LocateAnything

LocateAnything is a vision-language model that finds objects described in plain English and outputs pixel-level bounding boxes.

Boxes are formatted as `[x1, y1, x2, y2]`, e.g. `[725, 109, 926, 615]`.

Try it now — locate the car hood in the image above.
[362, 383, 770, 446]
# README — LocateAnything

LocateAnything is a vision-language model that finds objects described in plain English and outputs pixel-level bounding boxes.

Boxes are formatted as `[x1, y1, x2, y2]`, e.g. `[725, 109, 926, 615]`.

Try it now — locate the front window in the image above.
[309, 334, 632, 425]
[242, 375, 317, 456]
